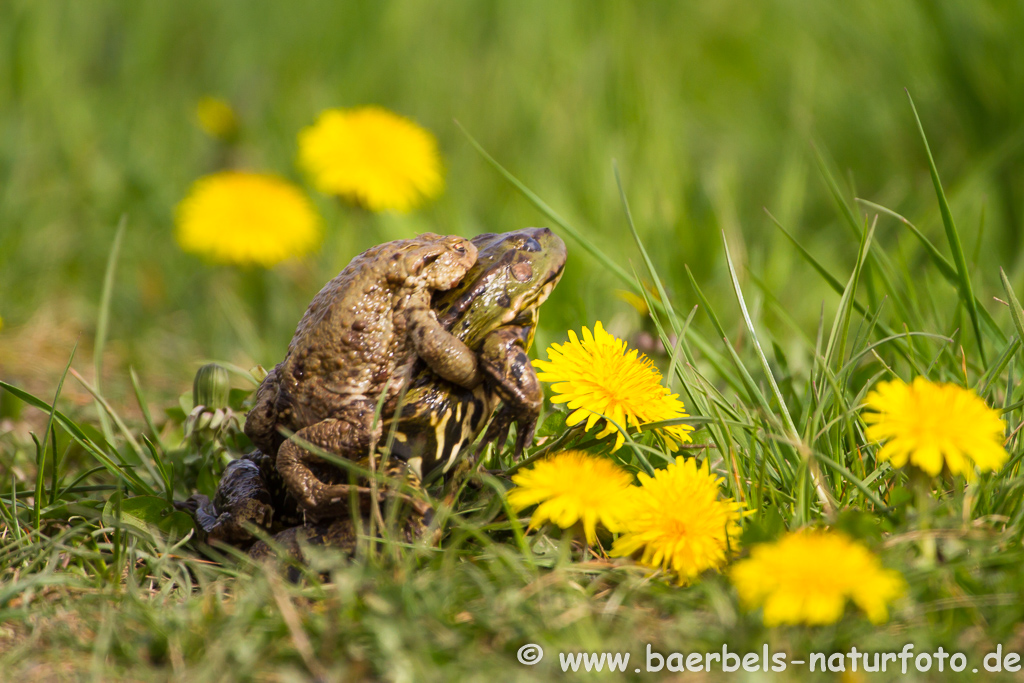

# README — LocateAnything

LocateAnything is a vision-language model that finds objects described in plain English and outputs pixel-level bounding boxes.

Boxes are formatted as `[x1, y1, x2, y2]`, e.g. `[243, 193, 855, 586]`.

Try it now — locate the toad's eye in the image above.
[453, 245, 466, 255]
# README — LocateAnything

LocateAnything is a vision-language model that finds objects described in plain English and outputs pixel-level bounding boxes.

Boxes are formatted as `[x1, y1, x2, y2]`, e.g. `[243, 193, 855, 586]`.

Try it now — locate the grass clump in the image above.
[4, 105, 1024, 681]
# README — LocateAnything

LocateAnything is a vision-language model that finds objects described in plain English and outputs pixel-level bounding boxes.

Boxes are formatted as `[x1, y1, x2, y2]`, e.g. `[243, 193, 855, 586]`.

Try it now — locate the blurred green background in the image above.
[3, 0, 1024, 405]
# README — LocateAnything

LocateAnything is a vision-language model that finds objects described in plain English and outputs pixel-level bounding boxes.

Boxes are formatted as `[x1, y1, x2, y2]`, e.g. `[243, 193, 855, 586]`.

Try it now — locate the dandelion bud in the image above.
[193, 363, 230, 410]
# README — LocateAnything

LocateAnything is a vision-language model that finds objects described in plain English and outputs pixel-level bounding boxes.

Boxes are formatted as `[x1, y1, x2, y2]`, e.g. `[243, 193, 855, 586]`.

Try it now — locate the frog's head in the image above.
[435, 227, 567, 349]
[396, 233, 478, 291]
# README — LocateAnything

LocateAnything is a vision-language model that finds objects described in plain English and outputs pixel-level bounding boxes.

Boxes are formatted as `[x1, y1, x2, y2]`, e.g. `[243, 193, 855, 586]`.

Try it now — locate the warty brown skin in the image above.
[244, 233, 481, 520]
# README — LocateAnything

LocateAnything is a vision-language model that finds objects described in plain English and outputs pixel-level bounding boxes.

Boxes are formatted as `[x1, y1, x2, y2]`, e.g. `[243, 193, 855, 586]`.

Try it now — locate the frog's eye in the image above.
[453, 245, 467, 255]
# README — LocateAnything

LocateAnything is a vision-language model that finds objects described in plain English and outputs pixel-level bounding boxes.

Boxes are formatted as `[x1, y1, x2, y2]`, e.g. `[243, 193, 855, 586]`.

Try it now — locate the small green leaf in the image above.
[178, 391, 194, 416]
[102, 495, 194, 541]
[888, 485, 913, 509]
[536, 409, 568, 439]
[740, 507, 786, 546]
[835, 509, 883, 543]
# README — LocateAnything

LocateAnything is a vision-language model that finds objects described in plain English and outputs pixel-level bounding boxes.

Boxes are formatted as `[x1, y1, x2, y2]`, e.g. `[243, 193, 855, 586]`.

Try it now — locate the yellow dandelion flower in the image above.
[863, 377, 1007, 477]
[175, 171, 321, 268]
[195, 96, 239, 140]
[507, 450, 633, 544]
[730, 530, 905, 626]
[297, 106, 444, 213]
[533, 322, 694, 451]
[610, 457, 744, 583]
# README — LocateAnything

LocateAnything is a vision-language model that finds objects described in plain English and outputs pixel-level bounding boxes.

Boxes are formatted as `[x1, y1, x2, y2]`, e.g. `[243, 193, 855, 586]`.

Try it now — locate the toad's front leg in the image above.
[404, 295, 482, 389]
[184, 455, 275, 546]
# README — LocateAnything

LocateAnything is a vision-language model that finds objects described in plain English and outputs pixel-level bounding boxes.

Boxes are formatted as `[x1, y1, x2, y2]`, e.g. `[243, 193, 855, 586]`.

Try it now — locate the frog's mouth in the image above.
[501, 268, 563, 325]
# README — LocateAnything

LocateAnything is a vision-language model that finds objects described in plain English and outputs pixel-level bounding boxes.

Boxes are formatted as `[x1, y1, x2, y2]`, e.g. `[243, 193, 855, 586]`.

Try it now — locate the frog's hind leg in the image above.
[276, 410, 381, 521]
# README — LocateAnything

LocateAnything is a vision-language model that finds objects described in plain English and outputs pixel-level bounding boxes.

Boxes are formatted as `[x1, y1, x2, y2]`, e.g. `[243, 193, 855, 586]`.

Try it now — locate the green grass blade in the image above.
[457, 122, 635, 288]
[811, 450, 892, 516]
[0, 489, 16, 536]
[906, 91, 986, 365]
[685, 267, 787, 439]
[767, 209, 848, 293]
[129, 367, 166, 456]
[664, 305, 700, 398]
[684, 266, 776, 414]
[93, 215, 127, 446]
[613, 166, 746, 429]
[34, 342, 77, 529]
[768, 209, 923, 374]
[1000, 268, 1024, 349]
[812, 143, 861, 239]
[130, 368, 173, 499]
[857, 198, 1005, 344]
[720, 230, 835, 512]
[979, 337, 1019, 397]
[822, 216, 875, 378]
[857, 198, 957, 280]
[720, 231, 798, 439]
[684, 265, 729, 342]
[141, 436, 173, 503]
[8, 472, 22, 540]
[630, 265, 724, 412]
[0, 381, 153, 495]
[70, 370, 159, 484]
[813, 145, 920, 323]
[612, 162, 680, 331]
[48, 425, 61, 506]
[837, 332, 949, 379]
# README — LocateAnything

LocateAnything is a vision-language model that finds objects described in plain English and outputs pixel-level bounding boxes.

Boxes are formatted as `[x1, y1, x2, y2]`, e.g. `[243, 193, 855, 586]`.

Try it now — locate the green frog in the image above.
[380, 227, 567, 481]
[186, 228, 567, 553]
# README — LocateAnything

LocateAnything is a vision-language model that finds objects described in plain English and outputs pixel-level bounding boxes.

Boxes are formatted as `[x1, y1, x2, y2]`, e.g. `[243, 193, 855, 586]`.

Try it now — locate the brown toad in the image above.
[244, 233, 482, 519]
